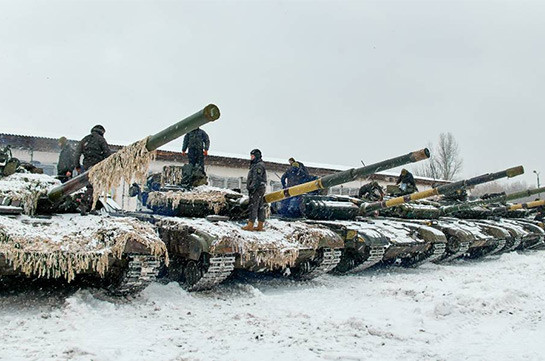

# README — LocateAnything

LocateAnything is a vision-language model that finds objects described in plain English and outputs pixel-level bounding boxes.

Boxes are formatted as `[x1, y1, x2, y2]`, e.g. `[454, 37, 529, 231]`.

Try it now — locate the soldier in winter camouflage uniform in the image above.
[242, 149, 267, 231]
[74, 125, 112, 214]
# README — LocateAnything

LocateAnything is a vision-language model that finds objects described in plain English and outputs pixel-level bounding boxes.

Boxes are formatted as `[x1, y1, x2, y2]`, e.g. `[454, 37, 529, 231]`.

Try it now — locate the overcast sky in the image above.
[0, 0, 543, 187]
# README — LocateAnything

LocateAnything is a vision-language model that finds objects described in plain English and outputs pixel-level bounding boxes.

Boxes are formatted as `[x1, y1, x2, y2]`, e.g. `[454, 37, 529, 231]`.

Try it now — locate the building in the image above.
[0, 133, 450, 210]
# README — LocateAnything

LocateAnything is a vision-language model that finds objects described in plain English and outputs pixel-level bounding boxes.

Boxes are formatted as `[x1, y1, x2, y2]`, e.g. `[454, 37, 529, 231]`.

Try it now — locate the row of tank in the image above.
[0, 104, 543, 296]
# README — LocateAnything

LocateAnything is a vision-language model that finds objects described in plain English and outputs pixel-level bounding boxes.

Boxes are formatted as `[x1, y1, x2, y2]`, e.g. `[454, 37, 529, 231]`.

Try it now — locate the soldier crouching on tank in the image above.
[395, 168, 418, 195]
[74, 125, 112, 214]
[242, 149, 267, 231]
[57, 136, 75, 183]
[358, 181, 384, 202]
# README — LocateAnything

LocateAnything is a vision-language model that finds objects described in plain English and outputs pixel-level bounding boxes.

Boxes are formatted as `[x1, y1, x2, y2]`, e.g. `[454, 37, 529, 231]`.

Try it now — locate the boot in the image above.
[254, 221, 265, 231]
[241, 221, 255, 231]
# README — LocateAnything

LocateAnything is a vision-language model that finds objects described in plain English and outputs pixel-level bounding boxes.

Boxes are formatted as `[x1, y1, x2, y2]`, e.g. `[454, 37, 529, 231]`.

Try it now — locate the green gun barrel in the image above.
[361, 166, 524, 214]
[263, 148, 430, 204]
[47, 104, 220, 202]
[494, 199, 545, 213]
[440, 186, 545, 215]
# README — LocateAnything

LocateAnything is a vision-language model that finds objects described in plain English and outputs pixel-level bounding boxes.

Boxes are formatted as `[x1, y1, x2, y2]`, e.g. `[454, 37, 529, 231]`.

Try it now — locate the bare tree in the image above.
[472, 180, 532, 200]
[415, 132, 463, 181]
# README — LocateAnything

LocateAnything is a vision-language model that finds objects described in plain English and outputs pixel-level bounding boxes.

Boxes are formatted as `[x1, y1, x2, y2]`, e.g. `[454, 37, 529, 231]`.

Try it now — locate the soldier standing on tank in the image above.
[396, 168, 418, 195]
[281, 157, 311, 188]
[242, 149, 267, 231]
[57, 136, 75, 183]
[74, 125, 111, 214]
[182, 127, 210, 170]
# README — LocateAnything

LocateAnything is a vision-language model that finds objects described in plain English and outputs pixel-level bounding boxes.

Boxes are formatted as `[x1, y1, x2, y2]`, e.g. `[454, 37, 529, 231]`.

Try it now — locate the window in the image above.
[208, 175, 225, 188]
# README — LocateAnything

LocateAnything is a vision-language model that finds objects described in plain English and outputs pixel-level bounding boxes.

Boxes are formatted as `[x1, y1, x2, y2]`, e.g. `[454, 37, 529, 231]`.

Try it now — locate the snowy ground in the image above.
[1, 251, 545, 361]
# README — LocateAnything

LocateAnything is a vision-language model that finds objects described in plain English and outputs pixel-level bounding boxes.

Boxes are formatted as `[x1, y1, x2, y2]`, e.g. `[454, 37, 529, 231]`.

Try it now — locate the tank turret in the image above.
[440, 186, 545, 215]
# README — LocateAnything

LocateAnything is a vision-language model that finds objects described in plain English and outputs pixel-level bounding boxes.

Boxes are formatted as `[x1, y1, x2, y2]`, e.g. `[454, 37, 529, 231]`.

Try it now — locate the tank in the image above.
[446, 191, 545, 251]
[364, 169, 543, 262]
[285, 166, 522, 272]
[0, 104, 219, 295]
[127, 148, 431, 290]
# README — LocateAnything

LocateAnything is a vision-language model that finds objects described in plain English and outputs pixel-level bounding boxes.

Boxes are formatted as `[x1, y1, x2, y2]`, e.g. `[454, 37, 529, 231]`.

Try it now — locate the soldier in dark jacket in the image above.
[281, 157, 311, 188]
[57, 136, 75, 183]
[74, 125, 111, 214]
[358, 181, 384, 201]
[182, 127, 210, 170]
[74, 125, 111, 171]
[242, 149, 267, 231]
[396, 168, 417, 195]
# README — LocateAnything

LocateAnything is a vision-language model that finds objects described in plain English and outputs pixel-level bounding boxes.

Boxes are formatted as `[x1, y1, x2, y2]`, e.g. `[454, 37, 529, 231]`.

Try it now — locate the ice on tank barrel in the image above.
[47, 104, 220, 203]
[263, 148, 430, 204]
[360, 166, 525, 214]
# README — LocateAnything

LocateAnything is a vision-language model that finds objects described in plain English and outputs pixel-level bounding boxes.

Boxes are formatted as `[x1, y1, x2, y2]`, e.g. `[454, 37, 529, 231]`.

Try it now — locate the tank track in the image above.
[483, 239, 507, 256]
[403, 242, 446, 267]
[348, 245, 386, 273]
[108, 255, 161, 296]
[438, 241, 470, 263]
[297, 248, 342, 280]
[487, 239, 507, 256]
[506, 238, 522, 252]
[188, 254, 235, 291]
[525, 238, 545, 250]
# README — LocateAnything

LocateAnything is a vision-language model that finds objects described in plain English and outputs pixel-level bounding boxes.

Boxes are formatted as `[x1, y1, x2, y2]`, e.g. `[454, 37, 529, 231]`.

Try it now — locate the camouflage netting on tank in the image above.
[147, 185, 244, 214]
[89, 137, 156, 209]
[158, 218, 342, 270]
[161, 165, 184, 186]
[0, 215, 167, 282]
[0, 173, 60, 215]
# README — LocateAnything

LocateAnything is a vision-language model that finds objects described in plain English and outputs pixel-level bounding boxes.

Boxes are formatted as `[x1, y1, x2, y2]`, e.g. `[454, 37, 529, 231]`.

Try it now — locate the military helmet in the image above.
[58, 136, 68, 146]
[91, 125, 106, 135]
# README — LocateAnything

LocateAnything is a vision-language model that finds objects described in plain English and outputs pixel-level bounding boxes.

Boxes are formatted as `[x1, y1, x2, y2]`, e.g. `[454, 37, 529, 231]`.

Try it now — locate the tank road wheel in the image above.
[183, 260, 204, 288]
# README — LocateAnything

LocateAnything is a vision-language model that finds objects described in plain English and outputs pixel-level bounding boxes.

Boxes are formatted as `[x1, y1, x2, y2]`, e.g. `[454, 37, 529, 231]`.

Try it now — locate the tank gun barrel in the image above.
[361, 166, 524, 214]
[263, 148, 430, 204]
[440, 186, 545, 215]
[47, 104, 220, 202]
[491, 199, 545, 214]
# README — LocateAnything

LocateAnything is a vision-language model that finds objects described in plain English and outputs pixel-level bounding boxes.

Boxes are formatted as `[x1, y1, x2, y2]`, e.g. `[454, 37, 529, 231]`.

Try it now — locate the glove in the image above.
[203, 150, 208, 156]
[182, 151, 187, 156]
